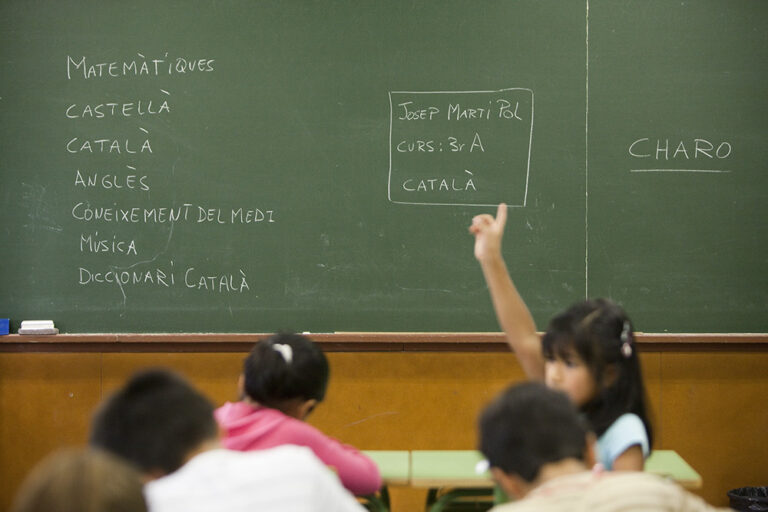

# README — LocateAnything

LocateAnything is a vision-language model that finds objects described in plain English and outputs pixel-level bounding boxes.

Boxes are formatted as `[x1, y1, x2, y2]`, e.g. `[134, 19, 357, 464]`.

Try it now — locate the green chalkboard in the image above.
[0, 0, 765, 334]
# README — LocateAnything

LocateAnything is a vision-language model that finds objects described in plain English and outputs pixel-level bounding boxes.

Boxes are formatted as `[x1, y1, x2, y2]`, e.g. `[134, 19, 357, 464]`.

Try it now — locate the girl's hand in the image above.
[469, 203, 507, 262]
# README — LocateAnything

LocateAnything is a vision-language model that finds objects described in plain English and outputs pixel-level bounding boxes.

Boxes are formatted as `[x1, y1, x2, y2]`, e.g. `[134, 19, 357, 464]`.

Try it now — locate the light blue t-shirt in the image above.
[596, 413, 649, 470]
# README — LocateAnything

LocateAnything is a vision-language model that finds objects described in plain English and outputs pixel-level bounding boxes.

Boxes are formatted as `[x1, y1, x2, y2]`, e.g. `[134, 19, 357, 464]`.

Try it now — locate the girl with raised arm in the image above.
[470, 204, 653, 471]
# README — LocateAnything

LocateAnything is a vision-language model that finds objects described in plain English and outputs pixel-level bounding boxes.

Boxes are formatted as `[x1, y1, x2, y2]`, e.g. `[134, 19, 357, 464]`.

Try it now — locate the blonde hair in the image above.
[11, 448, 147, 512]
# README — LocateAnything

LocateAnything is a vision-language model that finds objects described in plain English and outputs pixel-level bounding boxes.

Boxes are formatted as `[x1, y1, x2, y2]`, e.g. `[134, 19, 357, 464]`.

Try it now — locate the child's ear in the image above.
[297, 398, 318, 420]
[490, 467, 529, 500]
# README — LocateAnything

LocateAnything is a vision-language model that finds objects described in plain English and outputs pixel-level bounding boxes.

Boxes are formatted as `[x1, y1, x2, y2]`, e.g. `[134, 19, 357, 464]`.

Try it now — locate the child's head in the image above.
[541, 299, 652, 443]
[478, 382, 592, 497]
[241, 333, 330, 419]
[12, 448, 147, 512]
[90, 369, 218, 477]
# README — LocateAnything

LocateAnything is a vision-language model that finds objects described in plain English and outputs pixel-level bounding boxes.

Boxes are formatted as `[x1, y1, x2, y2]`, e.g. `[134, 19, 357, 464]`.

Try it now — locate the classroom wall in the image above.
[1, 348, 766, 510]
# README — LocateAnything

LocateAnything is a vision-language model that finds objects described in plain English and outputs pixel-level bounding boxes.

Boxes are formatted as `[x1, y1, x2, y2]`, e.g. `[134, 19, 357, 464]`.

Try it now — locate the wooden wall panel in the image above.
[659, 352, 768, 506]
[314, 353, 525, 449]
[100, 352, 244, 404]
[0, 353, 101, 510]
[99, 351, 526, 449]
[639, 352, 663, 449]
[1, 348, 765, 510]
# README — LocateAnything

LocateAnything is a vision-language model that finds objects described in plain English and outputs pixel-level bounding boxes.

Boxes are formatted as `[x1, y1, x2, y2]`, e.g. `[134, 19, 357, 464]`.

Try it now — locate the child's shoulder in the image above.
[597, 413, 650, 468]
[216, 402, 330, 448]
[278, 415, 332, 444]
[605, 413, 646, 435]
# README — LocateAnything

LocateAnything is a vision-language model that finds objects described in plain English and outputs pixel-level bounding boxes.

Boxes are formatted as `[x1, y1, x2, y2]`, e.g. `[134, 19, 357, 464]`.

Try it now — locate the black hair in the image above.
[541, 298, 653, 446]
[89, 369, 217, 475]
[242, 332, 330, 408]
[478, 382, 588, 482]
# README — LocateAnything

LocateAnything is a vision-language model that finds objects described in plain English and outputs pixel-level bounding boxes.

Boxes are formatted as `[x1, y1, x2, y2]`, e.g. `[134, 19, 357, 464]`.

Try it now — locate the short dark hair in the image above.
[243, 333, 329, 407]
[89, 369, 217, 475]
[542, 298, 653, 446]
[478, 382, 588, 482]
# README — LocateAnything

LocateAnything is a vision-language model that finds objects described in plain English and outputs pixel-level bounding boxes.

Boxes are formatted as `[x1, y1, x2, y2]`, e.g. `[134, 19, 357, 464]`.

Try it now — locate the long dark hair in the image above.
[541, 299, 653, 447]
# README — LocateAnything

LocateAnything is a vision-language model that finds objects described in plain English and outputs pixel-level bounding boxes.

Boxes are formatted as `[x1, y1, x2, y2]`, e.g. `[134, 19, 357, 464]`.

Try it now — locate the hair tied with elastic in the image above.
[272, 343, 293, 364]
[620, 320, 633, 358]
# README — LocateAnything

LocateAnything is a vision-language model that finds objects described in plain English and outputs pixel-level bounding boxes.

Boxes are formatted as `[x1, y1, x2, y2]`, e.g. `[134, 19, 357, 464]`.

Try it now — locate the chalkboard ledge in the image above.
[1, 333, 767, 353]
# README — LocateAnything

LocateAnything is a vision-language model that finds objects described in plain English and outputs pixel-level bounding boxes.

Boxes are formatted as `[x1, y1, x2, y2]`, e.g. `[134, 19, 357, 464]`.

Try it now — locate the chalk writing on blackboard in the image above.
[66, 53, 216, 80]
[63, 53, 263, 299]
[65, 99, 170, 118]
[628, 137, 733, 173]
[77, 265, 251, 293]
[388, 88, 534, 207]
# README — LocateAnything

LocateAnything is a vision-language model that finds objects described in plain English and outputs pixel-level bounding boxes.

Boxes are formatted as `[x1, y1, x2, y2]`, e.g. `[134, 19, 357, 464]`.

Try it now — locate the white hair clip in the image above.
[620, 320, 633, 358]
[272, 343, 293, 364]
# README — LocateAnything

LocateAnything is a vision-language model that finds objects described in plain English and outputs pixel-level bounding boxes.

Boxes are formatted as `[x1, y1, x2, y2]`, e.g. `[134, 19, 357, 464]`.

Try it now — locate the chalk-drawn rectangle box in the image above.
[388, 88, 534, 207]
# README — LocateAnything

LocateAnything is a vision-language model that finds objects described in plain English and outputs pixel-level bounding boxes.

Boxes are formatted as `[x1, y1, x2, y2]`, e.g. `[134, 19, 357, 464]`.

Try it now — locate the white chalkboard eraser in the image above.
[19, 320, 58, 335]
[18, 328, 59, 335]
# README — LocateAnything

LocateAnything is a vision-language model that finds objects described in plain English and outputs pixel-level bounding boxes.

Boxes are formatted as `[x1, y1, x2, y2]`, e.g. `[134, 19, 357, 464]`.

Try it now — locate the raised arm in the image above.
[469, 203, 545, 380]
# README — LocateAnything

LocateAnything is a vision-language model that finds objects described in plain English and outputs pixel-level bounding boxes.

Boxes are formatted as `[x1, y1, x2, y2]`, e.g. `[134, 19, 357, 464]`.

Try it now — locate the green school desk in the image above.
[410, 449, 702, 489]
[363, 450, 411, 486]
[410, 449, 702, 512]
[410, 451, 497, 512]
[644, 450, 703, 490]
[361, 451, 411, 512]
[410, 451, 489, 488]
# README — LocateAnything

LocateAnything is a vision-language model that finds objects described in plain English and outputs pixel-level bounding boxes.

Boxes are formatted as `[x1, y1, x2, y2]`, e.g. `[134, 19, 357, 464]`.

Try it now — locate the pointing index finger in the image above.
[495, 203, 508, 229]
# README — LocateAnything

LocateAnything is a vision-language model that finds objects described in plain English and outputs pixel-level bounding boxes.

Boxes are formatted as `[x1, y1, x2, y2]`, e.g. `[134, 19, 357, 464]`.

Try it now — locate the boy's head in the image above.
[478, 382, 592, 497]
[240, 332, 329, 419]
[90, 369, 218, 477]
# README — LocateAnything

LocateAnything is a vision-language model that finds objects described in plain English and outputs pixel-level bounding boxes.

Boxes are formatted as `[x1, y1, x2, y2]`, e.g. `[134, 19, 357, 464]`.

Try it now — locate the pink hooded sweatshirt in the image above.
[215, 401, 381, 495]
